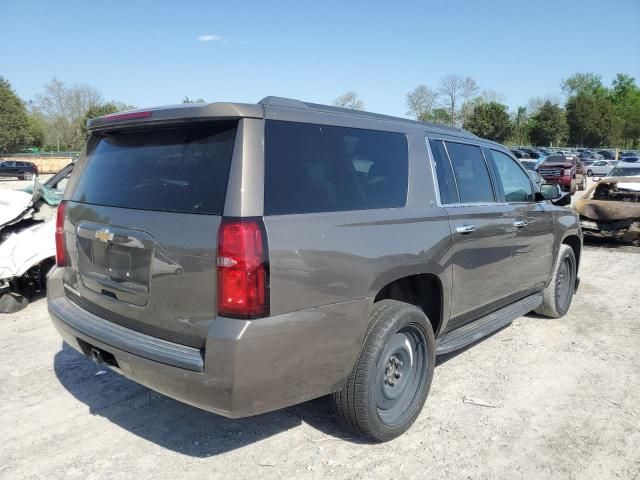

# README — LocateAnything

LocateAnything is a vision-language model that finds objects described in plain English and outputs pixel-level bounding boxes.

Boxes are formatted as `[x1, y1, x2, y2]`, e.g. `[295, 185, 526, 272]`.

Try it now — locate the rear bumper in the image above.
[47, 267, 369, 418]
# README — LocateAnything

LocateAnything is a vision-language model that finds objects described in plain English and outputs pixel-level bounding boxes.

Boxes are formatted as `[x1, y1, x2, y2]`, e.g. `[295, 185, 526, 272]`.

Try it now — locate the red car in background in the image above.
[537, 154, 586, 195]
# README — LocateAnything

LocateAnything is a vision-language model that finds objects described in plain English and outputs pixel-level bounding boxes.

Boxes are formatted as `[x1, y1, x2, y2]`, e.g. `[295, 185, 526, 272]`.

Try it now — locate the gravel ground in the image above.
[1, 246, 639, 479]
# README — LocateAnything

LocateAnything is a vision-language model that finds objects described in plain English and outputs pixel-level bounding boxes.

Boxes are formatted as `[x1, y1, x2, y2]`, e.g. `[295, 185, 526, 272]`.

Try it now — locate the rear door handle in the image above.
[455, 225, 476, 235]
[513, 220, 528, 229]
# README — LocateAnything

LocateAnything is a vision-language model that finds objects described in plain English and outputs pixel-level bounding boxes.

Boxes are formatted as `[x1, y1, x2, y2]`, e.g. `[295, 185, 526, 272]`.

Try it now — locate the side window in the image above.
[490, 150, 534, 202]
[444, 142, 494, 203]
[428, 139, 459, 204]
[264, 121, 408, 215]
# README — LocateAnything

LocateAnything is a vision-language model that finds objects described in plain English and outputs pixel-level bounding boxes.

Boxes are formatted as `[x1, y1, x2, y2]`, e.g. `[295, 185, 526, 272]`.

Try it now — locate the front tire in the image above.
[535, 245, 576, 318]
[587, 170, 593, 177]
[332, 300, 435, 442]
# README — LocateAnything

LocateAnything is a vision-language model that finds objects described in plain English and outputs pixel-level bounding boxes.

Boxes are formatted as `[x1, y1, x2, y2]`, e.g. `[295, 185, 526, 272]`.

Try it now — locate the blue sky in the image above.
[1, 0, 639, 117]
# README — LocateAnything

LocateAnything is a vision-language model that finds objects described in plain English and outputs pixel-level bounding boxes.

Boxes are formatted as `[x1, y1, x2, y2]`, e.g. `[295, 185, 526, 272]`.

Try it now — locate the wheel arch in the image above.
[372, 271, 445, 337]
[561, 234, 582, 272]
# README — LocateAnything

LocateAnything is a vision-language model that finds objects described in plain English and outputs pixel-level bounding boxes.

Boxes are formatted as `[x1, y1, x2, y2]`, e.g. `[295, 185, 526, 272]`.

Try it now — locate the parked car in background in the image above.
[585, 160, 615, 177]
[519, 148, 540, 159]
[510, 149, 530, 159]
[581, 153, 604, 161]
[620, 156, 639, 164]
[47, 97, 581, 442]
[597, 150, 616, 160]
[576, 177, 640, 243]
[519, 159, 538, 171]
[0, 161, 39, 180]
[0, 163, 74, 313]
[538, 154, 586, 194]
[607, 162, 640, 178]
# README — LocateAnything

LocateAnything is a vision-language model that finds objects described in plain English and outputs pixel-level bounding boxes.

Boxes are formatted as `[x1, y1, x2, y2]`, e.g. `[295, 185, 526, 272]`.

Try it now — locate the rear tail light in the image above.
[217, 218, 269, 318]
[55, 201, 67, 266]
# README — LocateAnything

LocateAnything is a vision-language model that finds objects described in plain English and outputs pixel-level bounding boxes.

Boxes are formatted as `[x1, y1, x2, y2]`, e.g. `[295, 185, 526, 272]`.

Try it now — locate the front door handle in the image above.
[455, 225, 476, 235]
[513, 220, 528, 229]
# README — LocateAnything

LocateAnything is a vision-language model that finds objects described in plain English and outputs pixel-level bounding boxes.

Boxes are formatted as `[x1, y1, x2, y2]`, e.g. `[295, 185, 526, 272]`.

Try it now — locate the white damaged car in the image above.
[0, 164, 73, 312]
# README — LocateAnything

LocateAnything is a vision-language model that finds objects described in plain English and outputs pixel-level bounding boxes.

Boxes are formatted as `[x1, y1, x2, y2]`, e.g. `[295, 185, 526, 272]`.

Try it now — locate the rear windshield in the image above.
[72, 122, 237, 214]
[264, 120, 408, 215]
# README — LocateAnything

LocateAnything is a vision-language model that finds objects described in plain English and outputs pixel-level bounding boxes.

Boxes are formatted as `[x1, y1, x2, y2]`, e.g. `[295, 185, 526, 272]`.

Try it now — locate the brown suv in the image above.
[49, 98, 582, 441]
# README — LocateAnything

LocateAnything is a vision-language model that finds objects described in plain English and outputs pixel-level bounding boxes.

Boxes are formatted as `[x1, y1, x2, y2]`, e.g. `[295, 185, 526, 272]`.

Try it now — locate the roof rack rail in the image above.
[258, 96, 476, 137]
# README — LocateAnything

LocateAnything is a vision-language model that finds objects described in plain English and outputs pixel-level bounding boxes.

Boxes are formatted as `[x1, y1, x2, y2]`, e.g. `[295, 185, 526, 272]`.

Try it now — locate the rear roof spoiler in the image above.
[87, 102, 264, 131]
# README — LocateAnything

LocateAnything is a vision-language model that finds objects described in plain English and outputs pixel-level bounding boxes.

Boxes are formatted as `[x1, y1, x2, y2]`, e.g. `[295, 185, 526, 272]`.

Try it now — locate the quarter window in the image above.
[444, 142, 494, 203]
[264, 121, 408, 215]
[490, 150, 534, 202]
[429, 139, 459, 204]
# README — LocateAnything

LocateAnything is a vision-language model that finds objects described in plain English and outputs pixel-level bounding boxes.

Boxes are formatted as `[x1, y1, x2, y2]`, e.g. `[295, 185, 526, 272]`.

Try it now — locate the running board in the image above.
[436, 293, 543, 355]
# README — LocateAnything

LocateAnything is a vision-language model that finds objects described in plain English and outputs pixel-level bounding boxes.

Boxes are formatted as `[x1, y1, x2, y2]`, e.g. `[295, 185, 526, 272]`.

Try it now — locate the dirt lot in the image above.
[0, 247, 638, 479]
[1, 175, 640, 479]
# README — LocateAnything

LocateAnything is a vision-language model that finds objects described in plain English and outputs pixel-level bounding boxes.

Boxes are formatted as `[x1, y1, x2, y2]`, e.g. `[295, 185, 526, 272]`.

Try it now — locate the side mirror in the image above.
[537, 184, 562, 200]
[536, 184, 571, 206]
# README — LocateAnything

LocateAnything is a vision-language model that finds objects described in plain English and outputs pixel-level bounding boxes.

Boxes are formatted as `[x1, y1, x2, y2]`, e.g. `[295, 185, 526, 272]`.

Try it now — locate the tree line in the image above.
[334, 72, 640, 148]
[1, 72, 639, 154]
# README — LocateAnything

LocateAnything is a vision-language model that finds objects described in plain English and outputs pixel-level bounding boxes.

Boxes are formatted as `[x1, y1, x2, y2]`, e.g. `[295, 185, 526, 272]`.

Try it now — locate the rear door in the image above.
[62, 121, 238, 347]
[429, 139, 516, 331]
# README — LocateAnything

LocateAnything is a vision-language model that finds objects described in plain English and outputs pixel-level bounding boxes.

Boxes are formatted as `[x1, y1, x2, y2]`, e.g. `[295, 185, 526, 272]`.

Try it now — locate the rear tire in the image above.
[587, 170, 593, 177]
[23, 171, 34, 180]
[331, 300, 435, 442]
[535, 245, 576, 318]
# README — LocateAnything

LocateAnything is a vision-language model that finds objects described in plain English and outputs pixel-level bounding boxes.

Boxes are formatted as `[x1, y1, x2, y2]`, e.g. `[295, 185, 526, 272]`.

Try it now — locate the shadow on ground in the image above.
[54, 343, 368, 457]
[583, 236, 640, 252]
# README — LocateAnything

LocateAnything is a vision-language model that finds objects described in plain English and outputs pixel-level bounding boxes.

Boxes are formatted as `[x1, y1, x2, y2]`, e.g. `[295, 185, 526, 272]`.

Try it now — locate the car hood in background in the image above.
[0, 190, 33, 228]
[575, 179, 640, 221]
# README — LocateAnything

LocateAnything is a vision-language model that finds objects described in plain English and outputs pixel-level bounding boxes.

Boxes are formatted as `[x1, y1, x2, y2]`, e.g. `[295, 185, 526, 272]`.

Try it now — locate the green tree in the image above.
[34, 78, 103, 150]
[511, 106, 530, 145]
[610, 74, 640, 147]
[27, 114, 45, 148]
[422, 108, 451, 125]
[0, 76, 30, 153]
[529, 102, 568, 147]
[566, 93, 618, 147]
[463, 102, 512, 142]
[561, 73, 605, 97]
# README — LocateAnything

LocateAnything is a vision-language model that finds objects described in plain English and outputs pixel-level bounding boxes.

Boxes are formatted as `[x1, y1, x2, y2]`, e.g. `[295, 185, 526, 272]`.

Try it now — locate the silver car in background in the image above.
[585, 160, 615, 177]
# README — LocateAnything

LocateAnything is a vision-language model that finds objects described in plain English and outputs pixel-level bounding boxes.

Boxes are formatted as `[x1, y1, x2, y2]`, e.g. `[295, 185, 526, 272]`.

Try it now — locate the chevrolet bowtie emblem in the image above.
[95, 229, 114, 243]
